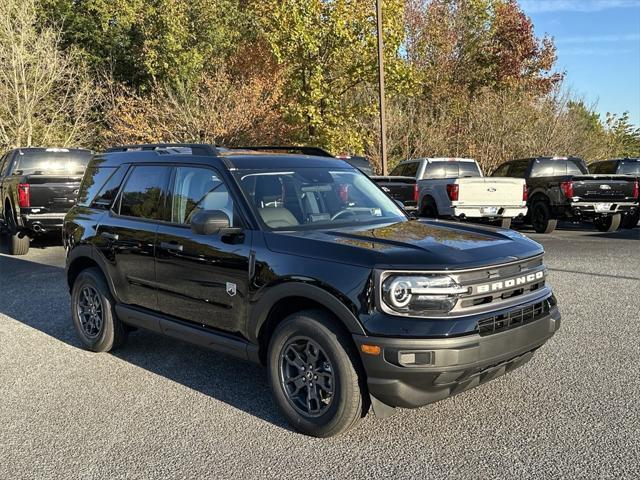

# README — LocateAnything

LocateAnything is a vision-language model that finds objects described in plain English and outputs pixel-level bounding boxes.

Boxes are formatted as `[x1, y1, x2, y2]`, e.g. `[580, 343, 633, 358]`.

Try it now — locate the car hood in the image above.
[263, 219, 543, 270]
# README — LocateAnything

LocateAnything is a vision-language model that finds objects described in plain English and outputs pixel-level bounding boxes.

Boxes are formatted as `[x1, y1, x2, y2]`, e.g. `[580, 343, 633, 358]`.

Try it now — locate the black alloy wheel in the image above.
[76, 285, 104, 338]
[280, 337, 335, 417]
[531, 201, 557, 234]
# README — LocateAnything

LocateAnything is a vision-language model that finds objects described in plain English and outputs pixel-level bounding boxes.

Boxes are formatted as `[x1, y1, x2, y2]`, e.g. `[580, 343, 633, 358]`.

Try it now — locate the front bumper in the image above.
[452, 206, 527, 219]
[354, 305, 560, 409]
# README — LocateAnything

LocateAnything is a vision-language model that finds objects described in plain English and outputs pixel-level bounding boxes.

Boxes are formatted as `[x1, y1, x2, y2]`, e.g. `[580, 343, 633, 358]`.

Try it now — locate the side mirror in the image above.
[191, 210, 232, 235]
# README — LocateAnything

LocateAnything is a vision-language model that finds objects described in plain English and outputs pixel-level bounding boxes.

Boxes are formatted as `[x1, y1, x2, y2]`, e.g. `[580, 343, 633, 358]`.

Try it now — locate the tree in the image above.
[255, 0, 410, 153]
[0, 0, 96, 149]
[605, 112, 640, 158]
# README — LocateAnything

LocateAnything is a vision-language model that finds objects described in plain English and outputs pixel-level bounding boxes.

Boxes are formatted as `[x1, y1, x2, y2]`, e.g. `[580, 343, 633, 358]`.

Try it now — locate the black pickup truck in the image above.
[492, 156, 639, 233]
[589, 158, 640, 229]
[0, 147, 92, 254]
[371, 160, 421, 212]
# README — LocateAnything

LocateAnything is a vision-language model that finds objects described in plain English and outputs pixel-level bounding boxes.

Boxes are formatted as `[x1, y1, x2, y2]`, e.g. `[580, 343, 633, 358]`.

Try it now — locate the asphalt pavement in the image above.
[1, 225, 639, 479]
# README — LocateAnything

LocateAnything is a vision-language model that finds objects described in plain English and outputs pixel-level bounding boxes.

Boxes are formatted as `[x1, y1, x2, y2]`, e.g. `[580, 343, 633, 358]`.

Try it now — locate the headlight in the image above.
[381, 275, 468, 315]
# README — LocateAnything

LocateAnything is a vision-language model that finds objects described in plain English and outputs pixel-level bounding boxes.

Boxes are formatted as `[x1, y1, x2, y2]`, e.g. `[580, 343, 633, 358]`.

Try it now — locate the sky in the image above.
[520, 0, 640, 126]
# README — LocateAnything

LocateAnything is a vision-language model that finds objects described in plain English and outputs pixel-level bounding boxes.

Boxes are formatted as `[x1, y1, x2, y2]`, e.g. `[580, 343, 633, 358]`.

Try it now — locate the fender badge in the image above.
[226, 282, 237, 297]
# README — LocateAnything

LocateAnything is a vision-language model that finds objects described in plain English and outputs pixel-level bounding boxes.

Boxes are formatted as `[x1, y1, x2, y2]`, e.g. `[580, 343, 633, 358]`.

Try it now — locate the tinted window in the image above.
[508, 160, 529, 178]
[14, 149, 91, 174]
[593, 161, 618, 174]
[118, 166, 169, 219]
[492, 163, 510, 177]
[530, 159, 587, 177]
[423, 162, 446, 179]
[442, 161, 481, 178]
[618, 161, 640, 175]
[389, 163, 405, 176]
[171, 166, 236, 226]
[403, 162, 419, 178]
[77, 166, 116, 206]
[93, 167, 127, 209]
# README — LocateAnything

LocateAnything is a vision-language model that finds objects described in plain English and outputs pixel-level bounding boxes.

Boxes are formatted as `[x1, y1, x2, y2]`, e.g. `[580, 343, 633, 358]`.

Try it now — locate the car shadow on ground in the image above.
[0, 253, 291, 431]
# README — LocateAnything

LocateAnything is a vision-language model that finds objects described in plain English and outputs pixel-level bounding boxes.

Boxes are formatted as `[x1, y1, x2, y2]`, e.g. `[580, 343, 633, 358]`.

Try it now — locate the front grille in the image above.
[477, 299, 552, 336]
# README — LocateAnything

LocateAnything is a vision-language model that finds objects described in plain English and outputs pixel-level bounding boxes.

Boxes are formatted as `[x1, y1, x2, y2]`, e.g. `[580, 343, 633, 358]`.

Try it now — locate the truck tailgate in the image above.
[371, 176, 417, 207]
[457, 178, 524, 206]
[571, 175, 636, 202]
[26, 175, 83, 213]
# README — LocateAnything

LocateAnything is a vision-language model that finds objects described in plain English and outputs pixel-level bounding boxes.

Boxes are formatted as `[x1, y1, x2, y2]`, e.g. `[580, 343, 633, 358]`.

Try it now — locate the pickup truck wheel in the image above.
[267, 310, 366, 437]
[594, 214, 621, 232]
[3, 209, 30, 255]
[531, 202, 557, 234]
[621, 211, 639, 229]
[8, 231, 30, 255]
[420, 199, 438, 218]
[71, 267, 127, 352]
[499, 217, 512, 229]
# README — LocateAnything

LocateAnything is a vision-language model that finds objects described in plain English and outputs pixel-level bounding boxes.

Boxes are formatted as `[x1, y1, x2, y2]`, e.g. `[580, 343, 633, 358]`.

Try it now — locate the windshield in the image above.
[619, 161, 640, 175]
[234, 168, 406, 230]
[14, 150, 91, 175]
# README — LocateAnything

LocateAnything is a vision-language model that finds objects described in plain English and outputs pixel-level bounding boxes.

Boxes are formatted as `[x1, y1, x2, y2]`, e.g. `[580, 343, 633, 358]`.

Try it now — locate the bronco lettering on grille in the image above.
[475, 270, 544, 294]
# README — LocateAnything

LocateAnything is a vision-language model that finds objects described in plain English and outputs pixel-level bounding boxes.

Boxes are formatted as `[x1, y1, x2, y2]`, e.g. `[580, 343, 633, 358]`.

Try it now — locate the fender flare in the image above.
[248, 282, 367, 343]
[66, 245, 123, 303]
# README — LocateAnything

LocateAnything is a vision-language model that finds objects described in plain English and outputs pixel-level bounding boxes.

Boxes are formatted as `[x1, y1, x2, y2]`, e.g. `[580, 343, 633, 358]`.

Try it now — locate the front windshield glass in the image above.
[234, 168, 406, 230]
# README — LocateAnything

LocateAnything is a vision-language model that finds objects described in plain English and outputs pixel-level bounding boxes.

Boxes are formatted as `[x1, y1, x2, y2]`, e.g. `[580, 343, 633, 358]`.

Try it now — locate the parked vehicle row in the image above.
[0, 148, 92, 254]
[372, 155, 639, 234]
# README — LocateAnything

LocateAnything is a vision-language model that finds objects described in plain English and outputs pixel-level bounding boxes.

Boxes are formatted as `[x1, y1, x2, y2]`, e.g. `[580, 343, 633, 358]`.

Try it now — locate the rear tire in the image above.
[531, 201, 557, 234]
[267, 310, 367, 437]
[420, 198, 439, 219]
[621, 211, 639, 229]
[8, 231, 30, 255]
[499, 217, 512, 229]
[71, 267, 127, 352]
[594, 213, 621, 232]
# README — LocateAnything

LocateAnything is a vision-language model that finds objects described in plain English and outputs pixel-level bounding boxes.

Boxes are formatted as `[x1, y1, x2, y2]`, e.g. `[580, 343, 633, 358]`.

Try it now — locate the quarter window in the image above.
[171, 166, 236, 226]
[118, 166, 169, 219]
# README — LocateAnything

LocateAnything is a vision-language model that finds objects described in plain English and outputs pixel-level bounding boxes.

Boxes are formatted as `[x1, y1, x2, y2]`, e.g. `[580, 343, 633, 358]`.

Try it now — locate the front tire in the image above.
[531, 201, 557, 234]
[594, 213, 621, 232]
[267, 310, 367, 437]
[71, 267, 127, 352]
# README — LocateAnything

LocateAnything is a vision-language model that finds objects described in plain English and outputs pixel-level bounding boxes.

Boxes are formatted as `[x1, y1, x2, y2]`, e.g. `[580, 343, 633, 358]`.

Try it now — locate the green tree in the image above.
[605, 112, 640, 157]
[256, 0, 411, 153]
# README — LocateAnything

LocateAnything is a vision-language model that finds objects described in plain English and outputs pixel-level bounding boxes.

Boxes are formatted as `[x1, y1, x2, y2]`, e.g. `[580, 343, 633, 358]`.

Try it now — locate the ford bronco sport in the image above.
[64, 144, 561, 437]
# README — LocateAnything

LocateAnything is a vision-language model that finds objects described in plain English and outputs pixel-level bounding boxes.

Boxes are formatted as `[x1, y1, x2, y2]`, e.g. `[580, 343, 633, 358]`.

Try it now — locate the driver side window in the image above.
[171, 166, 237, 226]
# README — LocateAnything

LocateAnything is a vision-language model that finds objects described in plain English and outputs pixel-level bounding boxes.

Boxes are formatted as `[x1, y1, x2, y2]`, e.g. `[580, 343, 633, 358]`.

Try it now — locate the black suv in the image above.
[492, 156, 639, 233]
[589, 158, 640, 229]
[1, 147, 92, 254]
[64, 144, 561, 437]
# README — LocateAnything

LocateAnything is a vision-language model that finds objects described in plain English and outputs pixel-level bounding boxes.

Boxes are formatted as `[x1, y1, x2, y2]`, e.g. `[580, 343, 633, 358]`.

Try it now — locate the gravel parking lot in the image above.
[1, 225, 639, 479]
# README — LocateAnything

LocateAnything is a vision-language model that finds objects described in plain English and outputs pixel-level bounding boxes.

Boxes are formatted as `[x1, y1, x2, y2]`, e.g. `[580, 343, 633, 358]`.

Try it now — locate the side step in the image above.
[115, 304, 251, 361]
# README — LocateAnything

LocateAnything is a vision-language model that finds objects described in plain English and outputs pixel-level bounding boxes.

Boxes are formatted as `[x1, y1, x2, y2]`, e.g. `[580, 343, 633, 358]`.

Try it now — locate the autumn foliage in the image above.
[1, 0, 638, 171]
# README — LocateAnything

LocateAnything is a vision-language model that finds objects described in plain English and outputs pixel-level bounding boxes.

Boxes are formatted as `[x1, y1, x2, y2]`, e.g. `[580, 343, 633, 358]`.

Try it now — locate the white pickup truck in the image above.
[416, 158, 528, 228]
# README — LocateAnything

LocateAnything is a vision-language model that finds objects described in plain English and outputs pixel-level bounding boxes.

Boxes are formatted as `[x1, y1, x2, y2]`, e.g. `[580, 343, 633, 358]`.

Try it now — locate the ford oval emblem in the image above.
[599, 184, 611, 190]
[487, 187, 496, 192]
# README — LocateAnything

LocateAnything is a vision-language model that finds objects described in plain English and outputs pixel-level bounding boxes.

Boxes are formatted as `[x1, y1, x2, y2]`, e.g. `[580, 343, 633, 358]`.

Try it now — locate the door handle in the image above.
[160, 241, 183, 252]
[100, 232, 119, 241]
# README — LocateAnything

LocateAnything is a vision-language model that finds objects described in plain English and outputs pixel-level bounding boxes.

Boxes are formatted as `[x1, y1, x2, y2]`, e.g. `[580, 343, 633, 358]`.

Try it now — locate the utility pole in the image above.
[375, 0, 388, 175]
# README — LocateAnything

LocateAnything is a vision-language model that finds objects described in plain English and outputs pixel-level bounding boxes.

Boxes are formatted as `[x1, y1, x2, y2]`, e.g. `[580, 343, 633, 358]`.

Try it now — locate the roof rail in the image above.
[106, 143, 218, 156]
[234, 145, 334, 158]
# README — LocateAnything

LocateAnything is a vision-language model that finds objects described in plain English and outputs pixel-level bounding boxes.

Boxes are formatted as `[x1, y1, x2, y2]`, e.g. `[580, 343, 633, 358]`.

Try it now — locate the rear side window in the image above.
[92, 167, 127, 208]
[403, 162, 419, 178]
[492, 163, 510, 177]
[618, 161, 640, 175]
[508, 160, 529, 178]
[590, 161, 617, 174]
[77, 165, 117, 207]
[117, 166, 169, 219]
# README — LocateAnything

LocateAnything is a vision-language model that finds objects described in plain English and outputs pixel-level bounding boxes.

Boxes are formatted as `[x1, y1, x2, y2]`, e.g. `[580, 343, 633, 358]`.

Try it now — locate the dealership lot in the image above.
[1, 226, 638, 479]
